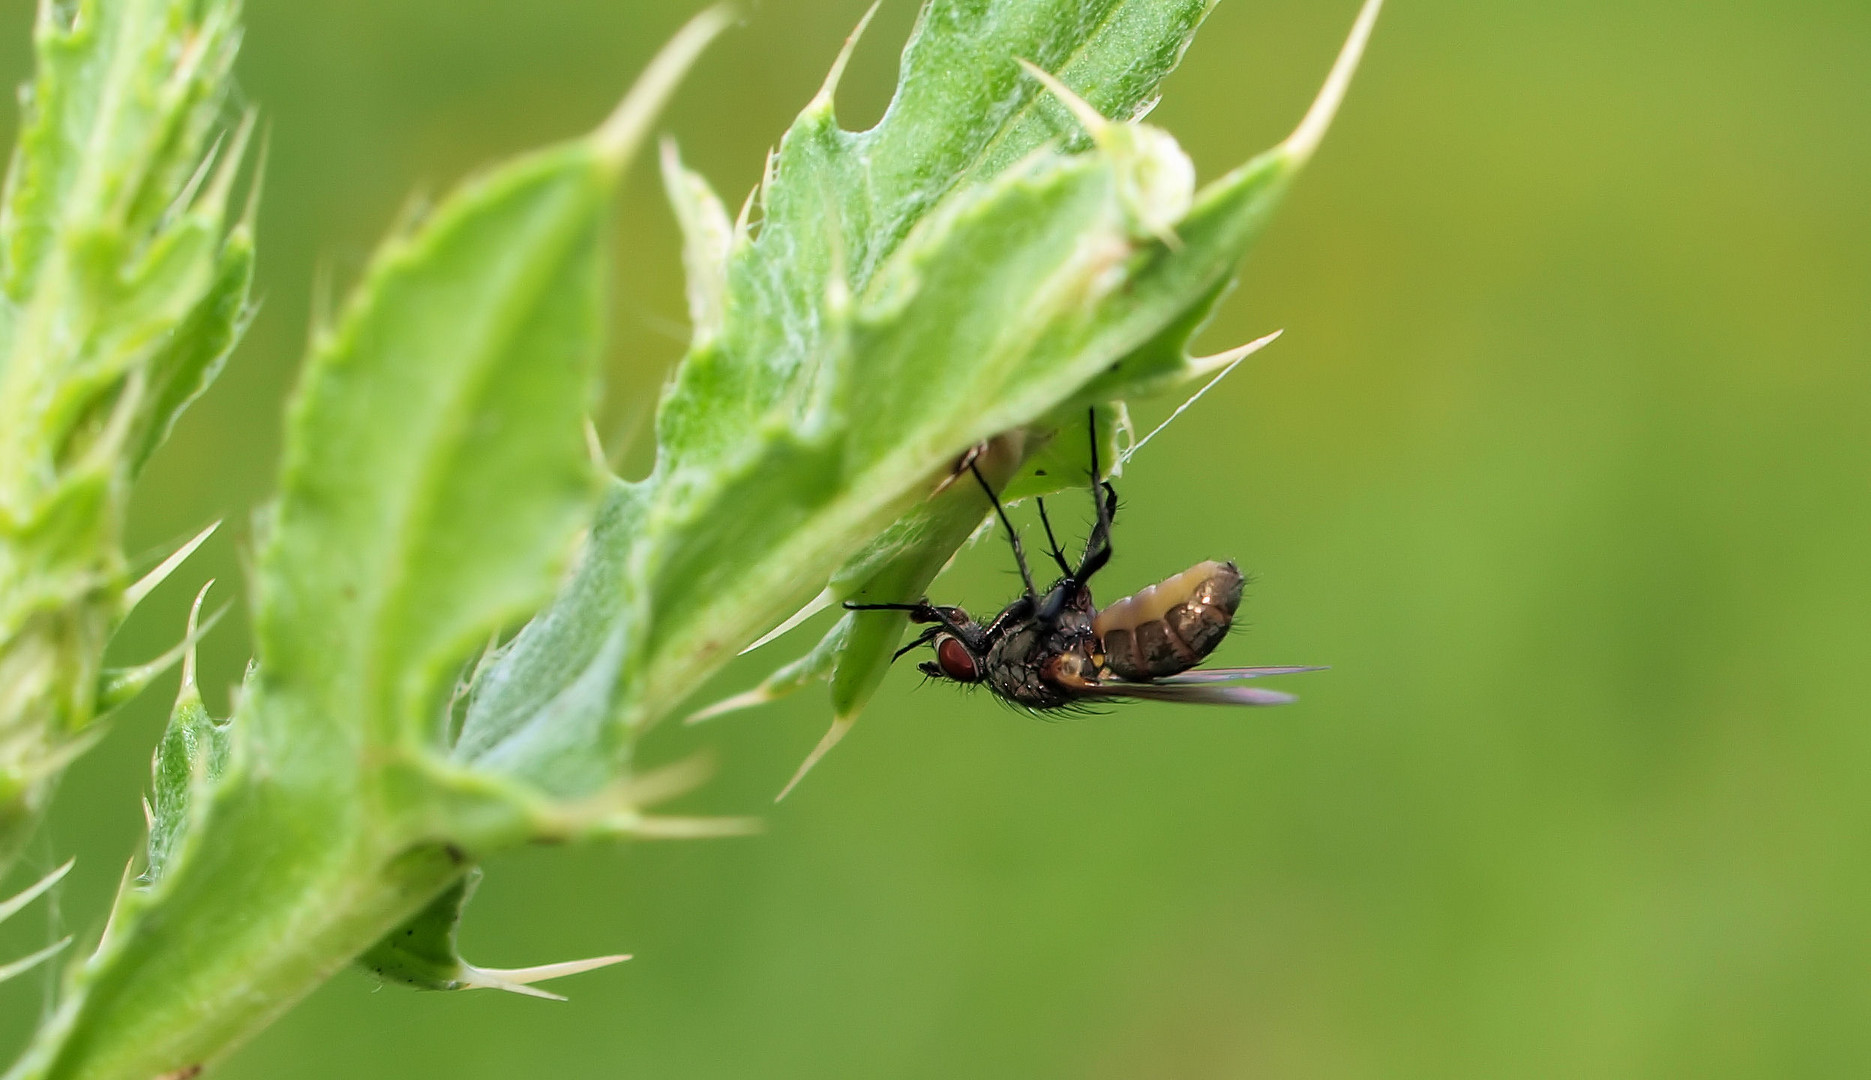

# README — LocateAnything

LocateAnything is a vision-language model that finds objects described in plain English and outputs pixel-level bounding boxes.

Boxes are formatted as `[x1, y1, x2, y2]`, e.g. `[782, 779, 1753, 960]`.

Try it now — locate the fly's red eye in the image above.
[935, 636, 980, 681]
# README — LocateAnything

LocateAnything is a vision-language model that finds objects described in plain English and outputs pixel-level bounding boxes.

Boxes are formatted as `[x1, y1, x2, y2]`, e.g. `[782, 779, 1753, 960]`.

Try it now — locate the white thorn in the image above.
[1282, 0, 1384, 165]
[1121, 331, 1283, 466]
[629, 815, 763, 839]
[619, 754, 716, 807]
[733, 182, 759, 244]
[201, 109, 259, 219]
[758, 147, 779, 215]
[1188, 328, 1284, 376]
[171, 132, 222, 217]
[1014, 58, 1111, 138]
[584, 417, 607, 470]
[683, 686, 773, 726]
[100, 601, 230, 714]
[125, 521, 220, 611]
[0, 937, 71, 984]
[741, 587, 836, 655]
[240, 123, 272, 230]
[0, 859, 73, 925]
[461, 954, 632, 1000]
[180, 579, 214, 694]
[776, 715, 856, 802]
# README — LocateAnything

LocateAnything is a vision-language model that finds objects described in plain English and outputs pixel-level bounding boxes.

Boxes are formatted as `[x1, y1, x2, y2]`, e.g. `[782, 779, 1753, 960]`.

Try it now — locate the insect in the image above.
[847, 409, 1317, 710]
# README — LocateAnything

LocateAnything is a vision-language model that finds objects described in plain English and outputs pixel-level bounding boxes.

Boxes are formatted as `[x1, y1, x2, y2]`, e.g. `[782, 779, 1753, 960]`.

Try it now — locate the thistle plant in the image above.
[0, 0, 252, 880]
[0, 0, 1381, 1075]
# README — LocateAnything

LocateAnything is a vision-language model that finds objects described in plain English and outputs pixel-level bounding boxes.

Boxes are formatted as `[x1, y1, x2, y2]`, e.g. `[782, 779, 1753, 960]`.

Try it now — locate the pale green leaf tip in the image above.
[200, 109, 259, 222]
[98, 585, 227, 714]
[657, 135, 686, 193]
[592, 5, 735, 173]
[812, 1, 882, 109]
[1280, 0, 1384, 165]
[239, 123, 272, 232]
[177, 579, 215, 702]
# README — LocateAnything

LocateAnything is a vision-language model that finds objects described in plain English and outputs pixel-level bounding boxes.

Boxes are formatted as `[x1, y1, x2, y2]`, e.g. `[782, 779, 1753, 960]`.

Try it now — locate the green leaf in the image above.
[139, 583, 229, 884]
[254, 140, 607, 750]
[131, 214, 256, 472]
[659, 141, 732, 349]
[7, 15, 729, 1077]
[450, 479, 645, 796]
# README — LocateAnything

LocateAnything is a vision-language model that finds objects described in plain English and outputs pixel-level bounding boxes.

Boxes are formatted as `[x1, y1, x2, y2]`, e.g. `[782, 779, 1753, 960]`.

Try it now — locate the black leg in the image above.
[980, 594, 1037, 642]
[1034, 497, 1075, 577]
[1075, 406, 1117, 583]
[846, 600, 985, 650]
[969, 459, 1038, 601]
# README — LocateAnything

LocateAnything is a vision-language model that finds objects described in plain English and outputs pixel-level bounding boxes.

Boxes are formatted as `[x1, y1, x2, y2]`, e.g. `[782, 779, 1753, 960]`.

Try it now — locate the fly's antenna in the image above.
[1034, 497, 1075, 577]
[969, 460, 1038, 600]
[892, 626, 941, 662]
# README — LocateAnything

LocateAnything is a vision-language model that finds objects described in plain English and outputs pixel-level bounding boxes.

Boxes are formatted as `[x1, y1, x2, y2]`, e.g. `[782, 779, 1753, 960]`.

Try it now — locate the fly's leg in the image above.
[969, 459, 1038, 601]
[1077, 481, 1119, 582]
[1034, 497, 1075, 577]
[844, 600, 986, 651]
[978, 593, 1037, 643]
[1075, 406, 1119, 583]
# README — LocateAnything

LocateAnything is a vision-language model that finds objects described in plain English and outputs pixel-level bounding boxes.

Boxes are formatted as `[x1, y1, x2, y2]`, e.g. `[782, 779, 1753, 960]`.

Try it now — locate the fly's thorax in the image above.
[983, 601, 1099, 709]
[1094, 560, 1244, 681]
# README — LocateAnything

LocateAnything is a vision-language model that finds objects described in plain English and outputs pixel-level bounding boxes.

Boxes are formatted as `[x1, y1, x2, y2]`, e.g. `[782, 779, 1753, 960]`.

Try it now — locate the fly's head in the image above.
[918, 630, 986, 684]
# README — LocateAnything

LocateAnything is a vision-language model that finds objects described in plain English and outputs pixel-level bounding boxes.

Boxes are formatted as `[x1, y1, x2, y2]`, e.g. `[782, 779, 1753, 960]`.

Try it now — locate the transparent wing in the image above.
[1078, 682, 1298, 706]
[1151, 666, 1326, 684]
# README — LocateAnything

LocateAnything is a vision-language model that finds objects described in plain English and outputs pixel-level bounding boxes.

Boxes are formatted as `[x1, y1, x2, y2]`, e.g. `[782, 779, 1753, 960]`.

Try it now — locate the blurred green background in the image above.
[5, 0, 1870, 1075]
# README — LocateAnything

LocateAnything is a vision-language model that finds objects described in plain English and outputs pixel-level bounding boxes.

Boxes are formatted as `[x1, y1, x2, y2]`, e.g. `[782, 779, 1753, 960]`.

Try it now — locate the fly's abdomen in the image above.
[1094, 560, 1244, 680]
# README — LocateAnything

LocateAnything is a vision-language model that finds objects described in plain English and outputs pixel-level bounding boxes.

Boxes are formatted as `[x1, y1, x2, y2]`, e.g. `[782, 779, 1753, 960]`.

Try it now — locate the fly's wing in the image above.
[1079, 682, 1298, 706]
[1150, 666, 1327, 684]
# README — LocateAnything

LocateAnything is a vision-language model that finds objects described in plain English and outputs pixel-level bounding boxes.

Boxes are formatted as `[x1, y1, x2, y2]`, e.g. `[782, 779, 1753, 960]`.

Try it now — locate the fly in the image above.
[847, 408, 1319, 710]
